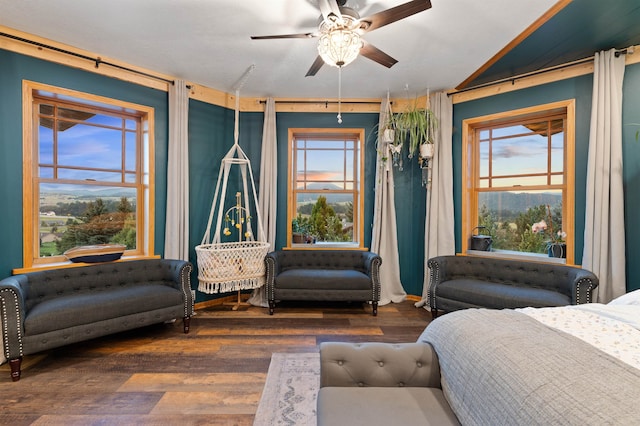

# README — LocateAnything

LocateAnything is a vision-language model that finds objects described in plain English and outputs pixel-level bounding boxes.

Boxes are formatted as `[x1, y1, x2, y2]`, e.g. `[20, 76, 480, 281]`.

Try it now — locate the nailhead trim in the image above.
[1, 288, 24, 359]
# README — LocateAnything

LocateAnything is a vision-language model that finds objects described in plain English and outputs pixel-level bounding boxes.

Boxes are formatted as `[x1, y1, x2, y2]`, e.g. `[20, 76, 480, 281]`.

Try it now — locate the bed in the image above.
[417, 289, 640, 425]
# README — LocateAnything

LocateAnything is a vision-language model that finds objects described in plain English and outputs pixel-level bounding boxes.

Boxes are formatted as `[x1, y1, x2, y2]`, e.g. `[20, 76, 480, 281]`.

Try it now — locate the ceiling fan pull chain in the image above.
[337, 66, 343, 124]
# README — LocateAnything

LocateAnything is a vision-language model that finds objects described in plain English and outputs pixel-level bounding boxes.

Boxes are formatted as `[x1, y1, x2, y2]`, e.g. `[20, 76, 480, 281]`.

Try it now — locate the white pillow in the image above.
[608, 289, 640, 306]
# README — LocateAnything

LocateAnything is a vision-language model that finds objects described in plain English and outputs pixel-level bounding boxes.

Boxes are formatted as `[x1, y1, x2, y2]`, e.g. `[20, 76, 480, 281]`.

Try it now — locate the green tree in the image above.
[117, 197, 133, 213]
[56, 198, 131, 252]
[82, 198, 108, 222]
[310, 196, 334, 241]
[345, 201, 353, 223]
[309, 196, 349, 242]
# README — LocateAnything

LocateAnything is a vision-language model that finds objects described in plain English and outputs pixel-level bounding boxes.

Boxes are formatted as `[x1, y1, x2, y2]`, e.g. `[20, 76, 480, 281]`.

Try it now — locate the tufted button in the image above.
[357, 382, 364, 387]
[337, 360, 343, 366]
[398, 382, 405, 387]
[416, 362, 422, 368]
[378, 361, 384, 367]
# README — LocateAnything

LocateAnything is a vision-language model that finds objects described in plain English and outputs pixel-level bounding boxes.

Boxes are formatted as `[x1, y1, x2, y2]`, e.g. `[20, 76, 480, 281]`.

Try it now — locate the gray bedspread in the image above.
[418, 309, 640, 425]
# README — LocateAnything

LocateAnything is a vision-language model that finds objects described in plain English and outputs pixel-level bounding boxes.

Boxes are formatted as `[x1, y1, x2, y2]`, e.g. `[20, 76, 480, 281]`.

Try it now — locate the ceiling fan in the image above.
[251, 0, 433, 76]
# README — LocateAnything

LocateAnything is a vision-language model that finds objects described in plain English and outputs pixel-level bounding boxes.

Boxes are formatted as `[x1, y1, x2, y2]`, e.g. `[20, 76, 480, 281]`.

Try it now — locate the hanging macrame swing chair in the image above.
[195, 89, 270, 305]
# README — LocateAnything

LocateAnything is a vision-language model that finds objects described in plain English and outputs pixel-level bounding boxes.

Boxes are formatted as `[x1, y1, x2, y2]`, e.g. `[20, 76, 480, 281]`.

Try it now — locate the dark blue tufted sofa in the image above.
[265, 250, 381, 316]
[427, 255, 598, 318]
[0, 258, 193, 381]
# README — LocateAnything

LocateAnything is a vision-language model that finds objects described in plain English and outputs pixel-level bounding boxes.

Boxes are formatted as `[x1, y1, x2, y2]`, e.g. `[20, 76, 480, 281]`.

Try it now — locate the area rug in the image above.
[254, 352, 320, 426]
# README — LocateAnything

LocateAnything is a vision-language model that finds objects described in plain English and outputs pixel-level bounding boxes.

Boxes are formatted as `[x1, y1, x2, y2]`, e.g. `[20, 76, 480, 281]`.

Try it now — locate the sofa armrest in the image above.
[427, 256, 449, 310]
[159, 259, 194, 316]
[264, 251, 280, 302]
[362, 252, 382, 302]
[0, 275, 29, 360]
[361, 251, 382, 276]
[571, 269, 599, 304]
[319, 342, 441, 388]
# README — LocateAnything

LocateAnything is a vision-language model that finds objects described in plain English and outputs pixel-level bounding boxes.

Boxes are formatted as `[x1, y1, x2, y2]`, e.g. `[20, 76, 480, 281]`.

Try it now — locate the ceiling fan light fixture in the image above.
[317, 28, 362, 68]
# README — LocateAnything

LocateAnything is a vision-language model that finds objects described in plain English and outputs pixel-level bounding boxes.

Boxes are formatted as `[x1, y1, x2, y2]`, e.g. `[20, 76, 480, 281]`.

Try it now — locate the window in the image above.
[462, 100, 575, 263]
[288, 128, 365, 248]
[21, 81, 154, 270]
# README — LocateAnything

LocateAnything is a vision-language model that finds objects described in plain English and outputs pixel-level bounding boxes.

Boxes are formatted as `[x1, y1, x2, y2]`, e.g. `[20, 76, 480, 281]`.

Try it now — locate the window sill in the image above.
[12, 254, 161, 275]
[464, 249, 574, 266]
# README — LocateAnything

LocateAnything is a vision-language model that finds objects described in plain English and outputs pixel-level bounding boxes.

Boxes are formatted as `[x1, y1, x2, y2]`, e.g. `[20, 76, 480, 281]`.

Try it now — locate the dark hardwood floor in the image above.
[0, 299, 432, 425]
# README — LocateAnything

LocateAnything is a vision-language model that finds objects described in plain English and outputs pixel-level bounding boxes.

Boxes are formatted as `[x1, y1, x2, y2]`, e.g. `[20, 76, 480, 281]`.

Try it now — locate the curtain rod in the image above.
[452, 47, 634, 95]
[259, 100, 388, 105]
[1, 31, 177, 86]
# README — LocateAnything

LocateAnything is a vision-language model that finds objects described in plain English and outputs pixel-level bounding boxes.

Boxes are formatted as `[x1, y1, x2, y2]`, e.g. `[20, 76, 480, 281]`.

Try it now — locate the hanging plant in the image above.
[394, 103, 438, 158]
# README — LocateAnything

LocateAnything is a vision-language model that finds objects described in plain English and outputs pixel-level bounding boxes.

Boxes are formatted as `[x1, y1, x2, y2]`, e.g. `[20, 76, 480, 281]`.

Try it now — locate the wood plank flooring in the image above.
[0, 300, 432, 425]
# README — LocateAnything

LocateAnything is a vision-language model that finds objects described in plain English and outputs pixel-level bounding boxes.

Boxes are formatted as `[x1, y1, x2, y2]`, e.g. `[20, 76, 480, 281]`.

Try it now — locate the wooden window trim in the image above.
[287, 128, 365, 249]
[19, 80, 156, 272]
[461, 100, 575, 264]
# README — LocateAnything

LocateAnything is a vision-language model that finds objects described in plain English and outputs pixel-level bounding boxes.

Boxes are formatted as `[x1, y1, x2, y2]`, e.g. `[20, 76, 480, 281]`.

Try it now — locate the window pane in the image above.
[492, 124, 533, 138]
[57, 168, 123, 182]
[306, 140, 345, 149]
[38, 183, 137, 257]
[39, 166, 54, 178]
[84, 112, 122, 128]
[490, 175, 549, 188]
[125, 131, 137, 171]
[479, 141, 489, 177]
[39, 124, 54, 165]
[57, 124, 123, 170]
[477, 190, 562, 255]
[295, 192, 353, 243]
[39, 104, 54, 116]
[491, 135, 548, 177]
[551, 131, 564, 173]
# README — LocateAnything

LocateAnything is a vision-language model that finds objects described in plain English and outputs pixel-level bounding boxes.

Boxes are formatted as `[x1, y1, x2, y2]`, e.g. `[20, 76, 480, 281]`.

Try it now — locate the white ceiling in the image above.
[0, 0, 557, 99]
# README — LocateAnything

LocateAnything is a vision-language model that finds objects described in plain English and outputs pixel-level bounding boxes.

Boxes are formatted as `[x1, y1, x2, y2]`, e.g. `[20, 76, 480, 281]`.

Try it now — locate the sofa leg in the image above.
[372, 302, 378, 316]
[183, 316, 191, 334]
[268, 301, 275, 315]
[9, 357, 22, 382]
[431, 308, 439, 319]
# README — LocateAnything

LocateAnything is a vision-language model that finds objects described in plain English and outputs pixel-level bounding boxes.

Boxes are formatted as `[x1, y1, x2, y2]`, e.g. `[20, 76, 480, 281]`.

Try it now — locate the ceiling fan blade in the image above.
[318, 0, 343, 23]
[359, 0, 432, 33]
[251, 32, 317, 40]
[305, 55, 326, 77]
[360, 41, 398, 68]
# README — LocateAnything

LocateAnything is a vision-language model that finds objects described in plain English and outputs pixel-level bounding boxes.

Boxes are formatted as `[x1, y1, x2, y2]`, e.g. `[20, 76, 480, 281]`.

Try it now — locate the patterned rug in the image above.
[254, 352, 320, 426]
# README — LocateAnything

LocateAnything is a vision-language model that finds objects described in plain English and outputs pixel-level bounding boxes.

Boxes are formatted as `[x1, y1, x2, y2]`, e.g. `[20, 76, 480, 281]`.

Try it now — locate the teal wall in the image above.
[0, 49, 169, 278]
[452, 62, 640, 291]
[0, 48, 427, 300]
[187, 105, 427, 298]
[3, 46, 638, 296]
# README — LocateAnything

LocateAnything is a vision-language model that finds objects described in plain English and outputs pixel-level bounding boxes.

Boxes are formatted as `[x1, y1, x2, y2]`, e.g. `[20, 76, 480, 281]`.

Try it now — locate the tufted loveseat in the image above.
[427, 255, 598, 317]
[265, 250, 381, 316]
[0, 258, 193, 381]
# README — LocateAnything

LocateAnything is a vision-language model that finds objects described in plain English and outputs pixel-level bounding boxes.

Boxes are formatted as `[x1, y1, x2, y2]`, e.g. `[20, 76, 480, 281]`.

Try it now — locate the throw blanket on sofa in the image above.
[419, 308, 640, 426]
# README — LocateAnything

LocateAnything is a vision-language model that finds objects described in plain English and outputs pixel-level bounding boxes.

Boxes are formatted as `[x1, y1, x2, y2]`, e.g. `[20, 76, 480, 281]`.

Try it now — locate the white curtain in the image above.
[583, 49, 627, 303]
[164, 80, 190, 261]
[371, 98, 406, 305]
[416, 91, 455, 308]
[248, 97, 277, 307]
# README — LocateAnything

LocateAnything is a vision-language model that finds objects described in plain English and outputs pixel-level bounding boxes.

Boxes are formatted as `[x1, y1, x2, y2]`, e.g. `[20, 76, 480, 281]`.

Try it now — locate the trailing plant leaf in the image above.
[393, 102, 438, 157]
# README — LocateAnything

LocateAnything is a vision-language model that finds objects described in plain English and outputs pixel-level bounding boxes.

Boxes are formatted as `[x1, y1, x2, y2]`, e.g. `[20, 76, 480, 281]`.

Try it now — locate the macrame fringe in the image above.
[198, 277, 265, 294]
